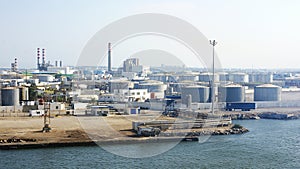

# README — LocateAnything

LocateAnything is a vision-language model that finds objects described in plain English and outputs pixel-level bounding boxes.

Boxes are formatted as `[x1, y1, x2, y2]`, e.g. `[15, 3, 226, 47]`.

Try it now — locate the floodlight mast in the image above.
[209, 40, 217, 114]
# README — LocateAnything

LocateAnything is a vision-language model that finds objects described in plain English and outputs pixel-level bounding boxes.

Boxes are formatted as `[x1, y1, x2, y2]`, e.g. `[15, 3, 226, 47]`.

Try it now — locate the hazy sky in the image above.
[1, 0, 300, 69]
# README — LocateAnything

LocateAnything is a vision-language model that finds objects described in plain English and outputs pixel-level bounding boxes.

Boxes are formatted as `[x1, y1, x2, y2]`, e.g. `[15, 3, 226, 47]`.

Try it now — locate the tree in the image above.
[29, 84, 38, 101]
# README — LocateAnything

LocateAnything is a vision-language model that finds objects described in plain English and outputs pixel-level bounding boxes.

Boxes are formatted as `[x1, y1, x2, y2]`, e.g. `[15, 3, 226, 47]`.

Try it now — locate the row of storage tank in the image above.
[181, 84, 281, 104]
[150, 72, 273, 83]
[108, 80, 281, 103]
[0, 87, 29, 106]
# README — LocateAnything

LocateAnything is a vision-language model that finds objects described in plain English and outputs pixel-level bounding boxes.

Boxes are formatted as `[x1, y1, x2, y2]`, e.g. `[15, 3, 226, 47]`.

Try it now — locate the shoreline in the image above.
[2, 108, 299, 150]
[0, 130, 249, 150]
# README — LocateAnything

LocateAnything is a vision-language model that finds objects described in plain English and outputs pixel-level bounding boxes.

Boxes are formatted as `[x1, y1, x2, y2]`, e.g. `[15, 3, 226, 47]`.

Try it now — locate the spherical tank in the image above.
[181, 86, 210, 104]
[254, 84, 281, 101]
[1, 87, 20, 106]
[218, 84, 245, 102]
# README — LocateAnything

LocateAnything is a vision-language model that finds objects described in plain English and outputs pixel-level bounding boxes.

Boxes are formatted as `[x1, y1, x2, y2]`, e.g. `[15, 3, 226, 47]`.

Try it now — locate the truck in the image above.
[226, 102, 256, 111]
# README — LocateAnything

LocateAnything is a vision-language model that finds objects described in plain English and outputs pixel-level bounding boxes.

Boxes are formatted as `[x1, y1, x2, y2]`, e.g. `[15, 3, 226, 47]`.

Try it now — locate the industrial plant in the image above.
[1, 42, 300, 142]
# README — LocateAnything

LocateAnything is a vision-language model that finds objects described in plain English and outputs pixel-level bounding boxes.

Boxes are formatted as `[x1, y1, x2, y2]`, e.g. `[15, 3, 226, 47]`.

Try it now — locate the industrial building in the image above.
[108, 80, 134, 93]
[136, 81, 167, 99]
[113, 89, 150, 102]
[123, 58, 139, 72]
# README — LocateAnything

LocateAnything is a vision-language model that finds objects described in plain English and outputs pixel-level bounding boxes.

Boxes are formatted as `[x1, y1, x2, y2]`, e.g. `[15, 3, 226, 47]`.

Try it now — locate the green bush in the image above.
[231, 124, 243, 129]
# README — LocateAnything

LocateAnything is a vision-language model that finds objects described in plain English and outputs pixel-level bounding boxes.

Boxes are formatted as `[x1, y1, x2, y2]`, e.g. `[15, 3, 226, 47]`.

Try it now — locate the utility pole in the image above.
[209, 40, 217, 114]
[43, 93, 51, 132]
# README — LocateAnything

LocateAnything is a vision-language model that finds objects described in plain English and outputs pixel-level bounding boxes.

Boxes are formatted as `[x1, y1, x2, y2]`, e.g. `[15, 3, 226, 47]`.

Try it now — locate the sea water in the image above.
[1, 119, 299, 169]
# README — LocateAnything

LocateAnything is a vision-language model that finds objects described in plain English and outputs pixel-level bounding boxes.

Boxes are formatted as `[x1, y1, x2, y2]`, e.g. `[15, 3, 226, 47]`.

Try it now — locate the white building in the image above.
[113, 89, 150, 102]
[47, 66, 73, 74]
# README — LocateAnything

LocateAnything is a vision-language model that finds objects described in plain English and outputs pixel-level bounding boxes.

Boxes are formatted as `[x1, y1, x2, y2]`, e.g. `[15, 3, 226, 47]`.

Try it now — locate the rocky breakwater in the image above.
[212, 124, 249, 135]
[184, 124, 249, 140]
[0, 137, 37, 144]
[258, 112, 299, 120]
[224, 113, 260, 120]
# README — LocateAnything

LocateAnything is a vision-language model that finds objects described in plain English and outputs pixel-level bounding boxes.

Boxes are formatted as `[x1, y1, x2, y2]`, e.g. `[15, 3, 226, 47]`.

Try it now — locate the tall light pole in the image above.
[209, 40, 217, 114]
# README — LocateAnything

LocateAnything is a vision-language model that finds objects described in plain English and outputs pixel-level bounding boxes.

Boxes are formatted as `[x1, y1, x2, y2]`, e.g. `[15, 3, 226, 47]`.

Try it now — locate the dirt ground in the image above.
[0, 115, 142, 144]
[0, 113, 177, 145]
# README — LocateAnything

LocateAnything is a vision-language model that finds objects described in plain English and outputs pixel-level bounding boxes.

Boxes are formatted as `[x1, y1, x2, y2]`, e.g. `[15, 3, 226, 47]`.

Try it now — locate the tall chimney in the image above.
[42, 49, 45, 66]
[37, 48, 40, 69]
[60, 61, 63, 67]
[14, 58, 17, 67]
[55, 61, 58, 67]
[108, 43, 111, 72]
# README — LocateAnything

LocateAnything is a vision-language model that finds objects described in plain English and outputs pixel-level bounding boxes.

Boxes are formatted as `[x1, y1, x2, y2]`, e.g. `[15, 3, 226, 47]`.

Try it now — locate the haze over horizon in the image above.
[1, 0, 300, 69]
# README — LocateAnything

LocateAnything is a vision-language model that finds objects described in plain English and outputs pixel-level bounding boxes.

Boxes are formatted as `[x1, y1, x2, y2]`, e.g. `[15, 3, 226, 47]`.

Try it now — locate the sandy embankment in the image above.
[0, 115, 138, 146]
[0, 112, 248, 149]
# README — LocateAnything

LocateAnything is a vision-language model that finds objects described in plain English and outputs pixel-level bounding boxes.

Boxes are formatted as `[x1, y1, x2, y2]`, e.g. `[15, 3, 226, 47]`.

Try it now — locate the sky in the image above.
[0, 0, 300, 69]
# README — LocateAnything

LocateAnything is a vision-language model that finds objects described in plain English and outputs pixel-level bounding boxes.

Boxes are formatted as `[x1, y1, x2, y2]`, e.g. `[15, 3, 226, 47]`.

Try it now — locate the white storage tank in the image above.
[1, 87, 20, 106]
[19, 87, 29, 101]
[36, 74, 54, 82]
[199, 73, 219, 82]
[137, 81, 167, 99]
[137, 82, 167, 92]
[181, 86, 210, 104]
[218, 72, 228, 82]
[228, 73, 249, 83]
[218, 84, 245, 102]
[254, 84, 281, 101]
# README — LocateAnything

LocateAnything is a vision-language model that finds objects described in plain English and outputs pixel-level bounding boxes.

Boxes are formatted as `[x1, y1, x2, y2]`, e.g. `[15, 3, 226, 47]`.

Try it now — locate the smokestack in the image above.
[11, 58, 18, 72]
[37, 48, 40, 69]
[108, 43, 111, 72]
[60, 61, 62, 67]
[55, 61, 58, 67]
[42, 49, 45, 66]
[14, 58, 17, 66]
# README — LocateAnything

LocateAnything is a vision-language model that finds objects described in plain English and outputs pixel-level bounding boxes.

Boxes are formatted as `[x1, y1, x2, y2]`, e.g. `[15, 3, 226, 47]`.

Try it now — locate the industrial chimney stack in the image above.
[11, 58, 18, 72]
[37, 48, 40, 69]
[108, 43, 112, 72]
[42, 49, 45, 67]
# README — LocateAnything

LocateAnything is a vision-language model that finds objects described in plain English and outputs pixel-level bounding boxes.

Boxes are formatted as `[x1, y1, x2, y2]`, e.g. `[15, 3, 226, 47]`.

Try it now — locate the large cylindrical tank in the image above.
[218, 72, 228, 82]
[228, 73, 249, 83]
[36, 74, 54, 82]
[137, 81, 167, 92]
[19, 87, 29, 101]
[181, 86, 210, 104]
[199, 73, 219, 82]
[254, 84, 281, 101]
[218, 84, 245, 102]
[1, 87, 20, 106]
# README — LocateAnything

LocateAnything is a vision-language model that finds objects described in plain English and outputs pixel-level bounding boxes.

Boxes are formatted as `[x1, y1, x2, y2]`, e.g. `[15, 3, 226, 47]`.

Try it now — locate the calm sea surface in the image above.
[1, 119, 300, 169]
